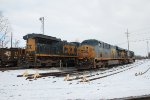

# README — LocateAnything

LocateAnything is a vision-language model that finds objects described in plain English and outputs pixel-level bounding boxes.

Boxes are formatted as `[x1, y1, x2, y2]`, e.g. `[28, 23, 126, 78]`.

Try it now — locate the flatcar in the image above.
[23, 33, 79, 67]
[77, 39, 135, 69]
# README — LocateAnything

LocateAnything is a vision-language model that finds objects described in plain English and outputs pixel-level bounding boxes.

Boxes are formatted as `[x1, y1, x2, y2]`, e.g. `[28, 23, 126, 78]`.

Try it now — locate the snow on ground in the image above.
[0, 59, 150, 100]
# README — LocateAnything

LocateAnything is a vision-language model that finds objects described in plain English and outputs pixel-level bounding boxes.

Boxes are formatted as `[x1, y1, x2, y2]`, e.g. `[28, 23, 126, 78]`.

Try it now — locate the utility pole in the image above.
[125, 29, 130, 57]
[39, 17, 44, 34]
[2, 40, 3, 48]
[11, 32, 12, 48]
[147, 41, 149, 58]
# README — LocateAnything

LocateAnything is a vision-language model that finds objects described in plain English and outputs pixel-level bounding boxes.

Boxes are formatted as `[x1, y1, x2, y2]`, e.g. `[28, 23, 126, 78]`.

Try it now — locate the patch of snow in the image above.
[0, 59, 150, 100]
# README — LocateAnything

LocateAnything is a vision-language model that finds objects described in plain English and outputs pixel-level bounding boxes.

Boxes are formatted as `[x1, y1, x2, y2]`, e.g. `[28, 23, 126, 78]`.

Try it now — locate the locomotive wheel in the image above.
[96, 61, 102, 68]
[102, 61, 108, 68]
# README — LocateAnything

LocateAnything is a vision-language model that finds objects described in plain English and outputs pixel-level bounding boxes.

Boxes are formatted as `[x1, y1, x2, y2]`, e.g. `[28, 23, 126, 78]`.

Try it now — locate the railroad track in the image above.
[17, 60, 148, 81]
[112, 94, 150, 100]
[80, 61, 146, 82]
[17, 70, 80, 79]
[0, 67, 27, 71]
[17, 67, 106, 80]
[66, 60, 146, 82]
[66, 64, 132, 81]
[17, 67, 107, 80]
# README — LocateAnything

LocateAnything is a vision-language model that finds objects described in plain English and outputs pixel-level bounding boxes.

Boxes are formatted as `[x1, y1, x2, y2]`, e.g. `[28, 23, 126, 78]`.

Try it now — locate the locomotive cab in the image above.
[77, 45, 95, 69]
[77, 39, 97, 69]
[77, 45, 95, 59]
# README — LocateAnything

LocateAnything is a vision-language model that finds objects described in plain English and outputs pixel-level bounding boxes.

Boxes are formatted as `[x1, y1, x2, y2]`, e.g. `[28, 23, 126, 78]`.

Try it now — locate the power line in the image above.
[131, 38, 150, 43]
[125, 27, 150, 37]
[116, 37, 150, 46]
[129, 27, 150, 33]
[130, 32, 150, 36]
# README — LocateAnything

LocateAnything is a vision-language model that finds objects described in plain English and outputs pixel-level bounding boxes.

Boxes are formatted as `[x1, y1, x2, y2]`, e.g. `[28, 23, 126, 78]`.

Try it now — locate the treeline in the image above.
[135, 54, 150, 60]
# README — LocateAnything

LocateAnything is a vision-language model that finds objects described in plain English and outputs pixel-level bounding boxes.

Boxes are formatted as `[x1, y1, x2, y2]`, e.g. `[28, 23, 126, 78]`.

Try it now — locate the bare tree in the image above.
[0, 11, 11, 48]
[14, 40, 20, 48]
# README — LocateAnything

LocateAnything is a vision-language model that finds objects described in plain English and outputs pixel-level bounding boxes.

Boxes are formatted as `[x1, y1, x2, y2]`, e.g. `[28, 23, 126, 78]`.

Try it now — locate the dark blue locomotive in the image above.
[77, 39, 135, 69]
[23, 33, 79, 67]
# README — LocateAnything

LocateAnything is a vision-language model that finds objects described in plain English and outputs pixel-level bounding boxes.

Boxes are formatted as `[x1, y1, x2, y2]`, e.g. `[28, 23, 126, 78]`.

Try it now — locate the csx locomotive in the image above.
[23, 33, 79, 67]
[77, 39, 135, 69]
[0, 33, 135, 69]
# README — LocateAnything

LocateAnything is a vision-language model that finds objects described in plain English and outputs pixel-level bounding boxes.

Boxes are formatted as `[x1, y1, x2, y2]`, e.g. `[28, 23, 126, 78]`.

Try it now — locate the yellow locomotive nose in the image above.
[77, 45, 95, 59]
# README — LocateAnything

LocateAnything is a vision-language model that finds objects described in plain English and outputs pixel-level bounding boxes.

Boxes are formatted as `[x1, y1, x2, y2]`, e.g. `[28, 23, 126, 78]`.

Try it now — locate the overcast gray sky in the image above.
[0, 0, 150, 56]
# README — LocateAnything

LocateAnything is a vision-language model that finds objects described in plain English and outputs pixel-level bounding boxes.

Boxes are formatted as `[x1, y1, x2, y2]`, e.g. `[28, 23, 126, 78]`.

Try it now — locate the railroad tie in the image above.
[32, 71, 40, 79]
[22, 70, 29, 77]
[64, 74, 70, 81]
[80, 75, 88, 82]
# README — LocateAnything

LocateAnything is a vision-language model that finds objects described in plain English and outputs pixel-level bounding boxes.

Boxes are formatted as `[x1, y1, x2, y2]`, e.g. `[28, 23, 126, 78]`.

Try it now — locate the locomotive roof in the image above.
[70, 42, 80, 46]
[82, 39, 133, 51]
[82, 39, 111, 46]
[23, 33, 61, 42]
[82, 39, 99, 45]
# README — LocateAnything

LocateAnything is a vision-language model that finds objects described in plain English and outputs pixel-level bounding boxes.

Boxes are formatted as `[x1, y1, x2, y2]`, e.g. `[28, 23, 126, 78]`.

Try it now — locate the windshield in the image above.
[82, 39, 99, 46]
